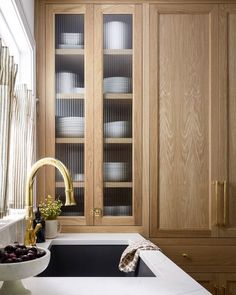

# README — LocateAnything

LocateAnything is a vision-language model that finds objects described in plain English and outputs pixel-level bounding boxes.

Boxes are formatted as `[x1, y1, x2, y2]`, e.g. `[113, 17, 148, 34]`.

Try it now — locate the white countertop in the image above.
[1, 233, 210, 295]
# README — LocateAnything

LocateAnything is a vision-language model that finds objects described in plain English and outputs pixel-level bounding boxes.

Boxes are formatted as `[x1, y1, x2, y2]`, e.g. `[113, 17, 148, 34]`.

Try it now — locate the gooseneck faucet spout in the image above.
[24, 157, 76, 245]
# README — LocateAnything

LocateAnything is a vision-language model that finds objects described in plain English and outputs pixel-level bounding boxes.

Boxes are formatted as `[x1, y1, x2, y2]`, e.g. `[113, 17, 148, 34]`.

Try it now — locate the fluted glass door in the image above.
[45, 5, 94, 226]
[94, 5, 142, 225]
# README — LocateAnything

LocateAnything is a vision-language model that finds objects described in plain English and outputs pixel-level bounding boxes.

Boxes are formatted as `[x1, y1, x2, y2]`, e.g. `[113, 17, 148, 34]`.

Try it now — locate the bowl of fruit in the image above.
[0, 243, 50, 295]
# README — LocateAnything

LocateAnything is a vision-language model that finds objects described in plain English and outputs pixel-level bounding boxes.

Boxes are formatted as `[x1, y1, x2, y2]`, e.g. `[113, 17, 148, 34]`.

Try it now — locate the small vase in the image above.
[45, 219, 60, 239]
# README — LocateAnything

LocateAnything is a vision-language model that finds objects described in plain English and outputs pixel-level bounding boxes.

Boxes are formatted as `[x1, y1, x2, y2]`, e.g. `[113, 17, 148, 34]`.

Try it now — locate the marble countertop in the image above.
[1, 233, 210, 295]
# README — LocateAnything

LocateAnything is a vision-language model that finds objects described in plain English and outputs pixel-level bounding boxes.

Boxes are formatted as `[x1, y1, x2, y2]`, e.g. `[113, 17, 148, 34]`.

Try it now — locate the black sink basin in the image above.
[37, 245, 155, 277]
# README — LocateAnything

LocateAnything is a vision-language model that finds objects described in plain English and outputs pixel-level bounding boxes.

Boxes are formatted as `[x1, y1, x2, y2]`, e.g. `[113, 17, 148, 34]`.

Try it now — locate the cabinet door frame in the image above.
[220, 273, 236, 295]
[45, 4, 94, 226]
[93, 4, 143, 226]
[219, 4, 236, 238]
[190, 273, 219, 295]
[149, 4, 219, 237]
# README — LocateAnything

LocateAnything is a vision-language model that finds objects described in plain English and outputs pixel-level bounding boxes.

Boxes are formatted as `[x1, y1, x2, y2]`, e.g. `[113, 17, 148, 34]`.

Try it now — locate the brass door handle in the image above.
[214, 181, 220, 226]
[223, 181, 227, 226]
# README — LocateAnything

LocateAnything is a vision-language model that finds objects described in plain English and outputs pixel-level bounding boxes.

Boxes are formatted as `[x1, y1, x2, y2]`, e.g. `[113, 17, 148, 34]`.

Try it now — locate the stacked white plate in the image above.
[104, 162, 130, 182]
[56, 72, 77, 93]
[60, 32, 84, 47]
[104, 21, 129, 49]
[73, 173, 84, 182]
[103, 205, 132, 216]
[104, 121, 131, 138]
[56, 117, 84, 137]
[104, 77, 131, 93]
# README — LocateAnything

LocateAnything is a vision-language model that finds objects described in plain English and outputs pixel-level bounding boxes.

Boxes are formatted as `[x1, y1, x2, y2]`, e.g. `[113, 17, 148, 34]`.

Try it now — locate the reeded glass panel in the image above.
[103, 14, 133, 217]
[55, 14, 85, 216]
[56, 187, 84, 216]
[104, 188, 132, 216]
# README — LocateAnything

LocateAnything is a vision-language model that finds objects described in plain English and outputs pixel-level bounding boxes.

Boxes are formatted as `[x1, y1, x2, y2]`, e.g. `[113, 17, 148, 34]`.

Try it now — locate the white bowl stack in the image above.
[104, 162, 130, 182]
[59, 32, 84, 48]
[104, 21, 129, 49]
[103, 205, 132, 216]
[56, 72, 77, 93]
[56, 117, 84, 138]
[103, 77, 131, 93]
[104, 121, 131, 138]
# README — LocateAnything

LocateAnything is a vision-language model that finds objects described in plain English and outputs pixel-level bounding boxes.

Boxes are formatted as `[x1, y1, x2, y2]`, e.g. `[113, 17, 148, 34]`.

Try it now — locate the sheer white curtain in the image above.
[0, 41, 17, 217]
[0, 40, 36, 217]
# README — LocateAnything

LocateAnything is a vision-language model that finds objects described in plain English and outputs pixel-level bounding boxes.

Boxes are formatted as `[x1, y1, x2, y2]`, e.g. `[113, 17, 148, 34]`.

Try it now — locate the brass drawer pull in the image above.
[182, 253, 189, 258]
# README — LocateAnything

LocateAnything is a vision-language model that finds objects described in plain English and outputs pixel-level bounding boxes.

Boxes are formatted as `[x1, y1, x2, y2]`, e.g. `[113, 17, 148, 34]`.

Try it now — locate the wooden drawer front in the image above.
[162, 246, 236, 266]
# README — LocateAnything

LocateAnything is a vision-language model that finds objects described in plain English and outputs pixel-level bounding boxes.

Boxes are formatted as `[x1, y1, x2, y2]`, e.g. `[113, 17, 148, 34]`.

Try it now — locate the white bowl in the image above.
[0, 247, 50, 295]
[104, 21, 129, 49]
[104, 162, 130, 181]
[104, 121, 131, 138]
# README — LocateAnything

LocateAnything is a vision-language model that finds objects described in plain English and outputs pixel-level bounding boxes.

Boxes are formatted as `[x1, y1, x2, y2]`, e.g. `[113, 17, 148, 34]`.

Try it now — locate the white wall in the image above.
[19, 0, 34, 36]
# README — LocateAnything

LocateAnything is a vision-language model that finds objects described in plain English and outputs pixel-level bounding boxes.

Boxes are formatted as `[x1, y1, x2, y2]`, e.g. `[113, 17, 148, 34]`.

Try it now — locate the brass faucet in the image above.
[24, 157, 76, 245]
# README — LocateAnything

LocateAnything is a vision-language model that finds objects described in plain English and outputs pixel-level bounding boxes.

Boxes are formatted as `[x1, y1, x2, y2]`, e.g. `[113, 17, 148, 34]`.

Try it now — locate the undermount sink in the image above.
[37, 244, 155, 277]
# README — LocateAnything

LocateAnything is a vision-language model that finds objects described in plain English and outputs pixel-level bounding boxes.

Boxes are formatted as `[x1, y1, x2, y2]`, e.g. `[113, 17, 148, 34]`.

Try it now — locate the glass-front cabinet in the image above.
[45, 4, 142, 226]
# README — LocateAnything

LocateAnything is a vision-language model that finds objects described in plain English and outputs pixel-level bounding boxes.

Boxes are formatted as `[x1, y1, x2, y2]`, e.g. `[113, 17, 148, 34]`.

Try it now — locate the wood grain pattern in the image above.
[219, 5, 236, 238]
[228, 13, 236, 228]
[190, 273, 218, 294]
[159, 13, 209, 230]
[150, 4, 219, 237]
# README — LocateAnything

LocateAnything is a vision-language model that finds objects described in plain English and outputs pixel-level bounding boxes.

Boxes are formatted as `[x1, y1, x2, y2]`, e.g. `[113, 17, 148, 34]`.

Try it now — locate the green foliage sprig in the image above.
[39, 195, 62, 220]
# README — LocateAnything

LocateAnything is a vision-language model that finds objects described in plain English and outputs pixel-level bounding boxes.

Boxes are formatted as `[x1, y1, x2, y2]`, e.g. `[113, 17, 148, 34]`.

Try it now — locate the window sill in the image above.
[0, 209, 25, 233]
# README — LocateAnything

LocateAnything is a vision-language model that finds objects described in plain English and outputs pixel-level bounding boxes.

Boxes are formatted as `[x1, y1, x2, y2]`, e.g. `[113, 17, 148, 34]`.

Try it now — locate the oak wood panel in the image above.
[37, 0, 236, 4]
[190, 273, 218, 294]
[150, 4, 219, 237]
[35, 0, 47, 204]
[219, 5, 236, 238]
[162, 246, 236, 267]
[220, 274, 236, 295]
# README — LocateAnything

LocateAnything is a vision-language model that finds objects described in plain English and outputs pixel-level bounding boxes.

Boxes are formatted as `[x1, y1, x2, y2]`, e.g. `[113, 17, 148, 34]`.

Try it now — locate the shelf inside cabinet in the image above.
[104, 49, 132, 55]
[104, 93, 132, 100]
[56, 93, 84, 100]
[56, 138, 84, 144]
[104, 138, 132, 144]
[56, 49, 84, 55]
[56, 181, 84, 188]
[104, 182, 132, 188]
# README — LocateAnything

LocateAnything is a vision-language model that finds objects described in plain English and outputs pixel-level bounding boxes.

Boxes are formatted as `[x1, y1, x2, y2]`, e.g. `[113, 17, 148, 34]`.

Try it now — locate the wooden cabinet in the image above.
[219, 4, 236, 238]
[37, 2, 144, 229]
[191, 273, 236, 295]
[190, 273, 218, 294]
[149, 4, 219, 237]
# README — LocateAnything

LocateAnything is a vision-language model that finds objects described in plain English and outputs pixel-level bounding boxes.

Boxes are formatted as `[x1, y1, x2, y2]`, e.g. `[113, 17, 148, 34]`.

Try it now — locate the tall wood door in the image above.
[45, 4, 94, 226]
[219, 4, 236, 237]
[93, 4, 143, 226]
[149, 4, 219, 237]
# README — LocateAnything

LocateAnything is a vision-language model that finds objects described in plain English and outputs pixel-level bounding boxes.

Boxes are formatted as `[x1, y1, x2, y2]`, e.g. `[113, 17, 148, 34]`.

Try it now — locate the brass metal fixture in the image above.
[90, 208, 102, 217]
[223, 180, 227, 226]
[24, 157, 76, 246]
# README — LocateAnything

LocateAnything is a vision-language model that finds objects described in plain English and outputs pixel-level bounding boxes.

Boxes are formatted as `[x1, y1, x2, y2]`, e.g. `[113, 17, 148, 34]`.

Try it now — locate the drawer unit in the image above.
[162, 246, 236, 267]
